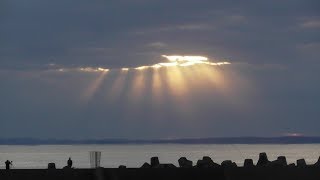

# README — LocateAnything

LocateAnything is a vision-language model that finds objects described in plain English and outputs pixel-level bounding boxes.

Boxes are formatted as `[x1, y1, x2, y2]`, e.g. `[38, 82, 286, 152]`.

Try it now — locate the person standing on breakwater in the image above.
[5, 160, 12, 170]
[67, 157, 73, 168]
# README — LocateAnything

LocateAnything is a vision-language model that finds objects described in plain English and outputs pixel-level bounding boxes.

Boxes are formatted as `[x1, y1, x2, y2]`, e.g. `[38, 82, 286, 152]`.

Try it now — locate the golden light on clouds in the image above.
[158, 62, 178, 67]
[162, 55, 208, 62]
[56, 55, 230, 73]
[165, 66, 188, 98]
[79, 67, 109, 72]
[151, 64, 162, 69]
[82, 71, 108, 101]
[57, 55, 237, 115]
[107, 71, 129, 102]
[179, 62, 195, 67]
[39, 54, 256, 126]
[151, 68, 163, 102]
[135, 66, 148, 70]
[130, 70, 147, 103]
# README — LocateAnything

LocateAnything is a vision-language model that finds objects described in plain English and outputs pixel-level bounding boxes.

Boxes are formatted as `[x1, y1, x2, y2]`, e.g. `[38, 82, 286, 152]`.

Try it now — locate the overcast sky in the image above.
[1, 0, 320, 139]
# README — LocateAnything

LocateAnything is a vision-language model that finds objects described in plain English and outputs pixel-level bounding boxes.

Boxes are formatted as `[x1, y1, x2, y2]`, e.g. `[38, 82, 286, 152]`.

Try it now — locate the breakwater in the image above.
[1, 153, 319, 180]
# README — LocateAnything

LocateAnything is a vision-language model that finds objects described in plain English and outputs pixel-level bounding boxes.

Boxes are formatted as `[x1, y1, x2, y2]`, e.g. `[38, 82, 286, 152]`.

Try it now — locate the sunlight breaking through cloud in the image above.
[50, 55, 231, 73]
[42, 54, 244, 123]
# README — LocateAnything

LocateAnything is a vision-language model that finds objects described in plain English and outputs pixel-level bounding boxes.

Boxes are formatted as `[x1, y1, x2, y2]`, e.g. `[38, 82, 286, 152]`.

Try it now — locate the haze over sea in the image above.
[0, 144, 319, 169]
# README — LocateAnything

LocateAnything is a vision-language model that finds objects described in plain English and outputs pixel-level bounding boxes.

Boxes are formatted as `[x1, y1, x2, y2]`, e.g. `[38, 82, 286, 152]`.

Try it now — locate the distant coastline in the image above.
[1, 136, 320, 145]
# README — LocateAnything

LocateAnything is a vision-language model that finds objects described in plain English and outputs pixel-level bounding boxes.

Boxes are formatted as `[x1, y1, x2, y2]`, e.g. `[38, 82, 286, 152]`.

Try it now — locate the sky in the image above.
[0, 0, 320, 139]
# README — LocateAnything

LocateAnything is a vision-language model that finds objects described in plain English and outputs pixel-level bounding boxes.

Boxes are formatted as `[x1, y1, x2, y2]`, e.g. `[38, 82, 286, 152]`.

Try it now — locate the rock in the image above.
[268, 156, 288, 167]
[243, 159, 254, 167]
[150, 157, 160, 167]
[196, 160, 204, 168]
[178, 157, 193, 168]
[63, 166, 72, 169]
[314, 156, 320, 166]
[154, 164, 177, 168]
[141, 162, 151, 168]
[118, 165, 126, 168]
[256, 152, 270, 166]
[221, 160, 237, 168]
[297, 159, 307, 167]
[232, 162, 238, 167]
[196, 156, 219, 168]
[288, 163, 295, 167]
[277, 156, 287, 166]
[48, 163, 56, 169]
[221, 160, 232, 167]
[202, 156, 212, 162]
[164, 164, 177, 168]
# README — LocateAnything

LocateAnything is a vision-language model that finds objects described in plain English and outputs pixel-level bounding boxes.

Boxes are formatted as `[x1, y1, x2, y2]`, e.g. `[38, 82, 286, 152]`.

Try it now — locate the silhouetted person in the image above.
[5, 160, 12, 170]
[67, 157, 73, 168]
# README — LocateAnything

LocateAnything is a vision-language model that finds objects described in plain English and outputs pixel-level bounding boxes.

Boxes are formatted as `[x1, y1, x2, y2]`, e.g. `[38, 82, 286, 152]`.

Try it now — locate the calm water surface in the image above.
[0, 144, 319, 169]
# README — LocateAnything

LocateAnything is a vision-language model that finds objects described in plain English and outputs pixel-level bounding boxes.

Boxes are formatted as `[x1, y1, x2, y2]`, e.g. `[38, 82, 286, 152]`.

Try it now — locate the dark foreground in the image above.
[1, 167, 320, 180]
[2, 153, 320, 179]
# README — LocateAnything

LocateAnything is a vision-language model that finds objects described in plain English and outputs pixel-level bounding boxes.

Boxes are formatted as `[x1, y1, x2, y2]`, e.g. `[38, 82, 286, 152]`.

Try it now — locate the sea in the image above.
[0, 144, 319, 169]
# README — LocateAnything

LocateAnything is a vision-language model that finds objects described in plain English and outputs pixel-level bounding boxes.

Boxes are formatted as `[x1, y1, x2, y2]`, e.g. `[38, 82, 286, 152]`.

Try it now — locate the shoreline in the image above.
[2, 136, 320, 145]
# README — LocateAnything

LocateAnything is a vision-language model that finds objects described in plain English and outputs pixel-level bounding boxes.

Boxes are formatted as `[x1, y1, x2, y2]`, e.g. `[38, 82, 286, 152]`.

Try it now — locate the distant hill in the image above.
[1, 136, 320, 145]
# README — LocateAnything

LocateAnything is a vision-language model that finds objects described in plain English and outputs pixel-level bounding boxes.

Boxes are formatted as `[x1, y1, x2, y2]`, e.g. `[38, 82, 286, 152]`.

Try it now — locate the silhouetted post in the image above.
[90, 151, 101, 168]
[67, 157, 73, 168]
[5, 160, 12, 170]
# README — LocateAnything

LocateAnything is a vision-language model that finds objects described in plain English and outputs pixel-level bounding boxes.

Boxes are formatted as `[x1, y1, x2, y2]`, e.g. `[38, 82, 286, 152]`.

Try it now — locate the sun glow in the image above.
[158, 62, 178, 67]
[55, 55, 236, 113]
[151, 64, 162, 69]
[59, 55, 230, 73]
[79, 67, 109, 72]
[135, 66, 148, 70]
[162, 55, 208, 62]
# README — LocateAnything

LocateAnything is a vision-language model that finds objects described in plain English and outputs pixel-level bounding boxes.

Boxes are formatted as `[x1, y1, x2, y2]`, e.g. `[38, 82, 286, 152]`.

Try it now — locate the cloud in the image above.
[147, 42, 168, 48]
[39, 55, 231, 73]
[1, 0, 320, 138]
[300, 18, 320, 29]
[1, 0, 319, 68]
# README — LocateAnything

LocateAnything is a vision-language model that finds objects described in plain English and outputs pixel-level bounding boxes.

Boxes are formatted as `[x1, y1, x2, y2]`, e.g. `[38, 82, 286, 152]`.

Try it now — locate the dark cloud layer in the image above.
[0, 0, 319, 139]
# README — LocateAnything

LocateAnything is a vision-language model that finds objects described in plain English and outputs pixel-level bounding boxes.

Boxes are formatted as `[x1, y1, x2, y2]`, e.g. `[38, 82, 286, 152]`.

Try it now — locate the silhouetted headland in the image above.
[1, 153, 319, 180]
